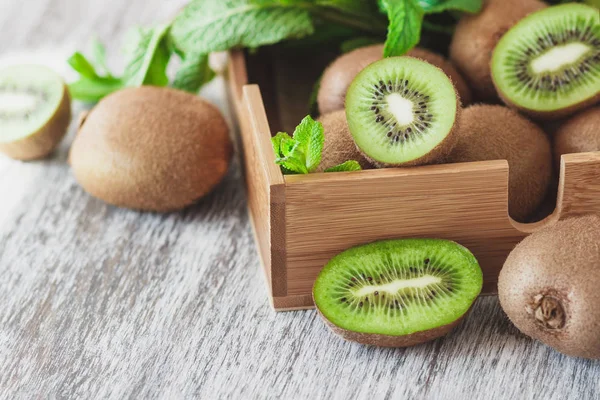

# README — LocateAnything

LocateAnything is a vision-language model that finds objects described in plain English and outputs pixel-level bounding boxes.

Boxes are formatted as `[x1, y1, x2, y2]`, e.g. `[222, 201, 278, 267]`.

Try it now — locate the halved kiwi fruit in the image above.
[313, 239, 483, 347]
[450, 0, 548, 102]
[0, 65, 71, 160]
[70, 86, 232, 212]
[317, 44, 471, 115]
[316, 110, 372, 172]
[491, 4, 600, 119]
[345, 57, 460, 167]
[499, 215, 600, 359]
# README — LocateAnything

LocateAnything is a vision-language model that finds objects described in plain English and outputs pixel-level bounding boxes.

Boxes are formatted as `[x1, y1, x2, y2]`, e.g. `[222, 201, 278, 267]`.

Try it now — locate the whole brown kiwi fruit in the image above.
[499, 215, 600, 359]
[317, 44, 471, 115]
[70, 86, 232, 212]
[449, 0, 547, 102]
[316, 110, 372, 172]
[446, 105, 552, 222]
[554, 106, 600, 168]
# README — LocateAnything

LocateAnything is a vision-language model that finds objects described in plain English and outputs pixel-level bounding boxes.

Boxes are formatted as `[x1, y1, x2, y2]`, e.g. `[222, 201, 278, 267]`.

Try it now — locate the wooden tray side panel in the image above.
[229, 52, 286, 298]
[283, 161, 523, 300]
[558, 152, 600, 218]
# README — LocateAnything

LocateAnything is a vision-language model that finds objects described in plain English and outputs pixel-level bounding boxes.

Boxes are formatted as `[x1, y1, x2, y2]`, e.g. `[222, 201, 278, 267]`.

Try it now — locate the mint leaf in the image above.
[272, 132, 307, 174]
[382, 0, 424, 57]
[325, 160, 362, 172]
[272, 132, 294, 159]
[271, 117, 325, 174]
[122, 24, 171, 87]
[280, 155, 309, 174]
[173, 52, 215, 93]
[90, 37, 112, 77]
[171, 1, 314, 55]
[417, 0, 483, 14]
[67, 52, 100, 80]
[292, 116, 324, 172]
[68, 76, 123, 103]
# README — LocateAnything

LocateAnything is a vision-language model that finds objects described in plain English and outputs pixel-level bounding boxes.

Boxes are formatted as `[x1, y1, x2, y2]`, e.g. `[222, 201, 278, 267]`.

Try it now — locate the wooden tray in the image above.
[227, 48, 600, 311]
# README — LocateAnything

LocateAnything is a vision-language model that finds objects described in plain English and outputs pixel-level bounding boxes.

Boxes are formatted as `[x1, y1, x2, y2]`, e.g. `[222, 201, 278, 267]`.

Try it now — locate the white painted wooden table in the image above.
[0, 1, 598, 398]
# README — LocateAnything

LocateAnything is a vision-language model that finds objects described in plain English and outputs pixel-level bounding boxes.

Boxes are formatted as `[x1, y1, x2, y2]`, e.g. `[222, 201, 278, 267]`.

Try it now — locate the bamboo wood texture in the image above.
[229, 50, 600, 311]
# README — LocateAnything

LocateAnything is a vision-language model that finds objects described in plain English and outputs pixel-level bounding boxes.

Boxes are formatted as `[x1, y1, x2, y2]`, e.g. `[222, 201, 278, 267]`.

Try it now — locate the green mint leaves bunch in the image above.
[67, 0, 483, 103]
[68, 25, 213, 102]
[272, 116, 361, 174]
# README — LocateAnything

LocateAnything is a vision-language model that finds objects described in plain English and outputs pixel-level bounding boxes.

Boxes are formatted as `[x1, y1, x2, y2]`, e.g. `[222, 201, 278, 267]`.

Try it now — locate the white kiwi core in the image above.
[385, 93, 414, 126]
[0, 92, 38, 114]
[530, 42, 590, 74]
[353, 275, 442, 297]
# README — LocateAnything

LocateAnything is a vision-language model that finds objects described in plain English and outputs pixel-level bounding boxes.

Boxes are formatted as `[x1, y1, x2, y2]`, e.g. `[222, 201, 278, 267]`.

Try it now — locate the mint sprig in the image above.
[272, 116, 363, 174]
[272, 116, 323, 174]
[68, 0, 484, 102]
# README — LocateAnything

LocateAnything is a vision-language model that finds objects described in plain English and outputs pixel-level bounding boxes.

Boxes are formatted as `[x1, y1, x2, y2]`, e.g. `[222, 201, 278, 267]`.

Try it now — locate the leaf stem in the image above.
[306, 7, 388, 35]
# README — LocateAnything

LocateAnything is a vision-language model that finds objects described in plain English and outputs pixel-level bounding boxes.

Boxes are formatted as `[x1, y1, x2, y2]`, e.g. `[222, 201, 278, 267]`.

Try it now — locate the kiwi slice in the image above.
[313, 239, 483, 347]
[0, 65, 71, 160]
[317, 44, 472, 115]
[491, 4, 600, 120]
[345, 57, 459, 167]
[449, 0, 548, 102]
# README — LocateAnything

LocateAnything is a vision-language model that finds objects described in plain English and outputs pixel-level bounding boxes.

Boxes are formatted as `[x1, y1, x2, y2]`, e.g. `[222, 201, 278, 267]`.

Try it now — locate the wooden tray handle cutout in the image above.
[512, 151, 600, 234]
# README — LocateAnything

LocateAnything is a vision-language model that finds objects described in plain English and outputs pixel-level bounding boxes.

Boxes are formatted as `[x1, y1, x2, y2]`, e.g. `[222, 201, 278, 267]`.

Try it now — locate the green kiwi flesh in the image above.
[491, 4, 600, 119]
[0, 65, 71, 160]
[345, 57, 459, 167]
[317, 44, 472, 115]
[499, 215, 600, 359]
[313, 239, 483, 347]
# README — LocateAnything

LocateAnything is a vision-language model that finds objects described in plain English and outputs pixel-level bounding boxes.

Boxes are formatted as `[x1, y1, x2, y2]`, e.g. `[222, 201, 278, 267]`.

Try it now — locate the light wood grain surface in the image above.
[0, 1, 599, 399]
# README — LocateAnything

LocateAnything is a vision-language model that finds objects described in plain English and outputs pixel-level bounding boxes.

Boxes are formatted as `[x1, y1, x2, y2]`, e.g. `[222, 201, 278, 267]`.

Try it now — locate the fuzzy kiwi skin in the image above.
[449, 0, 547, 102]
[554, 106, 600, 167]
[318, 45, 384, 115]
[70, 86, 232, 212]
[316, 110, 372, 172]
[0, 86, 71, 160]
[406, 48, 472, 105]
[498, 215, 600, 359]
[446, 105, 552, 222]
[315, 306, 467, 347]
[317, 44, 471, 115]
